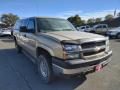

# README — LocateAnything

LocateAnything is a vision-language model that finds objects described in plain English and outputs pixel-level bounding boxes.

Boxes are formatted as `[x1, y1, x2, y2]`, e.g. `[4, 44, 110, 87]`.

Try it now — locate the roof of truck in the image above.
[21, 16, 64, 20]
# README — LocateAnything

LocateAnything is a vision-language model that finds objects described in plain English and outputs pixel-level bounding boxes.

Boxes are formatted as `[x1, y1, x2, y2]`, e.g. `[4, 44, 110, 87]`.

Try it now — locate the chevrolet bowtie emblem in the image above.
[95, 47, 101, 51]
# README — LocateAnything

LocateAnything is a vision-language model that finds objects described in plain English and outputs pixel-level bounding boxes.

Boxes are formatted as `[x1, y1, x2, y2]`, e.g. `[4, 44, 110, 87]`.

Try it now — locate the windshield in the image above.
[37, 18, 76, 32]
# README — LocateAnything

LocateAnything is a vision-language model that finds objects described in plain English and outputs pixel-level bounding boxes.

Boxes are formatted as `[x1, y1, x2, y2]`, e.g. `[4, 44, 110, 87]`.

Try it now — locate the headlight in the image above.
[64, 45, 79, 52]
[63, 44, 81, 60]
[106, 37, 110, 52]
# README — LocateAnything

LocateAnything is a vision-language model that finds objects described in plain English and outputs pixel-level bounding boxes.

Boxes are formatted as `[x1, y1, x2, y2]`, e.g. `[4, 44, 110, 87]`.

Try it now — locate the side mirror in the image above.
[28, 29, 35, 33]
[20, 26, 28, 32]
[20, 26, 35, 33]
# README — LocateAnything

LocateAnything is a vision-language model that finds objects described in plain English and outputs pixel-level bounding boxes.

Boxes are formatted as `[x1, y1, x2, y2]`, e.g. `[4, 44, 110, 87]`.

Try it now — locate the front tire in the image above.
[38, 54, 53, 83]
[15, 41, 22, 53]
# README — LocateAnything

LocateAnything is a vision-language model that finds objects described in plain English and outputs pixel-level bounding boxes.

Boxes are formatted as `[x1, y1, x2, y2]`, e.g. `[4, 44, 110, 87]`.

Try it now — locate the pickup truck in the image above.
[13, 17, 112, 83]
[92, 24, 108, 35]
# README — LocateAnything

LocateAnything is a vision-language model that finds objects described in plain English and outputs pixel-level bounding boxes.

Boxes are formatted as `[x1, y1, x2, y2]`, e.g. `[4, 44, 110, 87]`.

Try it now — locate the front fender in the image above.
[37, 44, 54, 56]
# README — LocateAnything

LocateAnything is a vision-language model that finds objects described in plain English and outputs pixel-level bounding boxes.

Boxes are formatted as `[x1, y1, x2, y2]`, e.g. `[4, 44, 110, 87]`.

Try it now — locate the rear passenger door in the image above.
[102, 25, 108, 34]
[96, 26, 102, 33]
[14, 20, 25, 47]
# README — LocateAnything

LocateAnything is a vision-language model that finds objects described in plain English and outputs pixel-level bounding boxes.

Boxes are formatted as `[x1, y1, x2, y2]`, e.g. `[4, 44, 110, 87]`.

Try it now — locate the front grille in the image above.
[83, 48, 105, 56]
[81, 40, 106, 57]
[81, 41, 106, 49]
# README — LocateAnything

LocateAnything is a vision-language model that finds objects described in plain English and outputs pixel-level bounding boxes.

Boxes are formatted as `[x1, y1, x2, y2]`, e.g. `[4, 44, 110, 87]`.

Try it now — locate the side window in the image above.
[21, 19, 28, 27]
[81, 27, 85, 29]
[27, 19, 35, 32]
[103, 25, 107, 28]
[96, 25, 102, 29]
[14, 20, 21, 30]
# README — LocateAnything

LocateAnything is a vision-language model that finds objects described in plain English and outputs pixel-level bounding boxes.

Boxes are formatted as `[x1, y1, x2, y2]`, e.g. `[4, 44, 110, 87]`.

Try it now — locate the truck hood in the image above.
[41, 31, 105, 41]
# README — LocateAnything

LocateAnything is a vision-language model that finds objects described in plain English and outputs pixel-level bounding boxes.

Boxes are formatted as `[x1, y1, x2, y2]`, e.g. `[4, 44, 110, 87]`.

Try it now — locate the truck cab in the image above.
[92, 24, 108, 35]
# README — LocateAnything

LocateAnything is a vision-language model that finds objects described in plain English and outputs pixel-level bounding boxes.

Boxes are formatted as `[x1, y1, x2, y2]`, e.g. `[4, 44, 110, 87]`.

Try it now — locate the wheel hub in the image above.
[40, 60, 48, 78]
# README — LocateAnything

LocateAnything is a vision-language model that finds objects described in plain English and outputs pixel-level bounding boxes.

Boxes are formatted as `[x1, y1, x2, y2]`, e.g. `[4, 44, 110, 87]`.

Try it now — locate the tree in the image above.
[67, 16, 74, 23]
[81, 20, 86, 24]
[67, 15, 84, 26]
[105, 14, 113, 21]
[87, 18, 95, 24]
[95, 18, 102, 23]
[74, 15, 82, 26]
[1, 13, 19, 27]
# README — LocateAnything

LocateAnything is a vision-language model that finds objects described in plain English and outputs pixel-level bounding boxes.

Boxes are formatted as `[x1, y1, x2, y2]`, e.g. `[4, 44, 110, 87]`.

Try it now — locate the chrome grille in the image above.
[81, 41, 106, 49]
[81, 40, 106, 57]
[83, 48, 105, 56]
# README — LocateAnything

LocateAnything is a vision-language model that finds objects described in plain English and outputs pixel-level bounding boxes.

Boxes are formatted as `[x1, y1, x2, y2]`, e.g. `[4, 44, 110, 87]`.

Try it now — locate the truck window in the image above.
[14, 20, 22, 30]
[37, 18, 76, 32]
[103, 25, 107, 28]
[81, 27, 85, 29]
[22, 19, 28, 27]
[96, 26, 102, 29]
[27, 19, 35, 32]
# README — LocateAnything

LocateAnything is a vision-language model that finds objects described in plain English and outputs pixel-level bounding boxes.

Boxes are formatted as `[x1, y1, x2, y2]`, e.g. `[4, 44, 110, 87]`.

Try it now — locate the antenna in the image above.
[114, 9, 117, 18]
[35, 0, 39, 17]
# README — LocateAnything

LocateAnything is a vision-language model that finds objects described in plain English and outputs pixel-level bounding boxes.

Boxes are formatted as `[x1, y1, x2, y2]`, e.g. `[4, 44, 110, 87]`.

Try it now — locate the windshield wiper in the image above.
[61, 29, 74, 31]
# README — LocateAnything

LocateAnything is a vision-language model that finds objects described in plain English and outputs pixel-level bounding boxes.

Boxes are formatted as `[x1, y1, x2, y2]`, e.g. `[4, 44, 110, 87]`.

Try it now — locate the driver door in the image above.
[23, 19, 36, 57]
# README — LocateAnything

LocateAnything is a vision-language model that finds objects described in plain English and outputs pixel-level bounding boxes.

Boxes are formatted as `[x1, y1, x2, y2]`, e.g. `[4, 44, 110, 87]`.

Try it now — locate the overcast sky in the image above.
[0, 0, 120, 20]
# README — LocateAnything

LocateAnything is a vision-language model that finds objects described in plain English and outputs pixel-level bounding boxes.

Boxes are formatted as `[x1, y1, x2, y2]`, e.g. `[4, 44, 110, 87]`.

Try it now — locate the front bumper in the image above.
[52, 50, 112, 75]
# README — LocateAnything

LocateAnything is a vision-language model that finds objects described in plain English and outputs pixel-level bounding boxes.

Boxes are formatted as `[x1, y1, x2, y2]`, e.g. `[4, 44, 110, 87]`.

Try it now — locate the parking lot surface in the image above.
[0, 36, 120, 90]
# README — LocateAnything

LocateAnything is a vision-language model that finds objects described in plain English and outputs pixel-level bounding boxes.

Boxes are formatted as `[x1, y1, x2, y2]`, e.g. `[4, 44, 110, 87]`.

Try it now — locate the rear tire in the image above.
[37, 54, 53, 84]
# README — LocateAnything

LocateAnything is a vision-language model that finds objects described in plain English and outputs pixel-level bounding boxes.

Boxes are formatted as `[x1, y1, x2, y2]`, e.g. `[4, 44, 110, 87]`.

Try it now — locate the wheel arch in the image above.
[36, 46, 54, 58]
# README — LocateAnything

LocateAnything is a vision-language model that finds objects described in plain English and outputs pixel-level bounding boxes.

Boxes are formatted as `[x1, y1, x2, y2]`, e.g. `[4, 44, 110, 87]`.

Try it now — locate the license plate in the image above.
[95, 64, 102, 72]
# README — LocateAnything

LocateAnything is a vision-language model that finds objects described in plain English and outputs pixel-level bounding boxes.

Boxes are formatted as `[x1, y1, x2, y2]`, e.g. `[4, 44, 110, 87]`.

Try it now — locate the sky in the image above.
[0, 0, 120, 20]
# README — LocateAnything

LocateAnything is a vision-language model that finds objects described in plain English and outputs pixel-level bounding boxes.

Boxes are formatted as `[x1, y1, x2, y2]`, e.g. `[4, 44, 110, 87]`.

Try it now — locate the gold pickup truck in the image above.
[13, 17, 112, 83]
